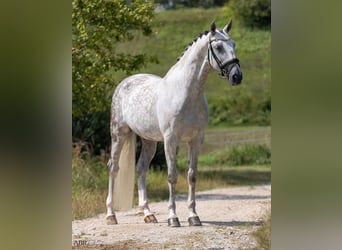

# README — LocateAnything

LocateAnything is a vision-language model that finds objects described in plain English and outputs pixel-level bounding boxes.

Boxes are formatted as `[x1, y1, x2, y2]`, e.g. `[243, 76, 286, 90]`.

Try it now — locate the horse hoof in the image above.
[168, 217, 181, 227]
[106, 215, 118, 225]
[188, 216, 202, 226]
[144, 214, 158, 223]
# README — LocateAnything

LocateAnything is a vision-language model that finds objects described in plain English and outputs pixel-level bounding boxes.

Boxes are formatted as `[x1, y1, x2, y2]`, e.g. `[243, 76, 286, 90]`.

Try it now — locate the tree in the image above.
[72, 0, 156, 153]
[229, 0, 271, 29]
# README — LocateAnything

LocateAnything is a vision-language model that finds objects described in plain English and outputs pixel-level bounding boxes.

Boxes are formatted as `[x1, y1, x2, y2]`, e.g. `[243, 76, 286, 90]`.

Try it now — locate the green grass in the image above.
[177, 144, 271, 169]
[113, 7, 270, 102]
[252, 211, 271, 250]
[72, 154, 108, 220]
[206, 125, 269, 132]
[230, 144, 270, 165]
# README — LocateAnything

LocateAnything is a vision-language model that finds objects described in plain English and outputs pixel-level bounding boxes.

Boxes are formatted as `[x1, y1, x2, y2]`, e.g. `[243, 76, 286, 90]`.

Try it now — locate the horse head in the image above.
[208, 20, 243, 85]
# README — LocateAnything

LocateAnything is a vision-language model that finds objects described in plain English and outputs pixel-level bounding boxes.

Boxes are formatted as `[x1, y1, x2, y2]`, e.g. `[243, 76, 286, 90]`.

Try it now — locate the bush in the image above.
[229, 0, 271, 28]
[224, 144, 271, 166]
[72, 111, 111, 155]
[198, 144, 271, 166]
[208, 87, 271, 126]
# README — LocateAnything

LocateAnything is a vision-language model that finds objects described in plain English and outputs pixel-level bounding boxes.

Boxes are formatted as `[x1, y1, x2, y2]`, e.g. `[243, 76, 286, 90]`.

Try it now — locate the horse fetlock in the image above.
[188, 200, 196, 209]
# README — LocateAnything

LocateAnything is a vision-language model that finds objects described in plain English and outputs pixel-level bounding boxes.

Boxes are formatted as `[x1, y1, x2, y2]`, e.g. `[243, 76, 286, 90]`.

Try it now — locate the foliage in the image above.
[228, 0, 271, 28]
[72, 0, 156, 153]
[73, 111, 111, 154]
[224, 144, 271, 166]
[194, 143, 271, 167]
[253, 211, 271, 249]
[154, 0, 229, 9]
[208, 86, 270, 126]
[72, 0, 156, 116]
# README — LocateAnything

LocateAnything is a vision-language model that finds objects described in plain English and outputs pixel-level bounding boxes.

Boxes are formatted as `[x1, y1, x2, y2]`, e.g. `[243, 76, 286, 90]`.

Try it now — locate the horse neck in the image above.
[163, 34, 211, 96]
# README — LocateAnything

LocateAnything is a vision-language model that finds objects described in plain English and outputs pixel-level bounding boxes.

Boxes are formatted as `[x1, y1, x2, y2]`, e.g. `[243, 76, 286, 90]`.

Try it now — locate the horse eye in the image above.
[214, 43, 223, 51]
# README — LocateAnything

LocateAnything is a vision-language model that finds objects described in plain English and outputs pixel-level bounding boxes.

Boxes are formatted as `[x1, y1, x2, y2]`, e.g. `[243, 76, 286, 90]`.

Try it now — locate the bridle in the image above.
[207, 37, 240, 77]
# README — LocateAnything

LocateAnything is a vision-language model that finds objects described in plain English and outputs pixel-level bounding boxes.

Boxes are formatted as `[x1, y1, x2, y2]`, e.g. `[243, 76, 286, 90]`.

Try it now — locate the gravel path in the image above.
[72, 184, 271, 249]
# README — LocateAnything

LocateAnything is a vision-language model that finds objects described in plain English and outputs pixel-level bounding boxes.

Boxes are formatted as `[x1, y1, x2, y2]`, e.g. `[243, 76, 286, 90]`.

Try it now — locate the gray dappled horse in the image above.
[106, 20, 242, 227]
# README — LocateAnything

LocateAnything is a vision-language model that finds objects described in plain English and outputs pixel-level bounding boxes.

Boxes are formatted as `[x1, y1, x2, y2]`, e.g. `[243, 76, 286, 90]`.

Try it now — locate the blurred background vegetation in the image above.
[72, 0, 271, 155]
[72, 3, 271, 243]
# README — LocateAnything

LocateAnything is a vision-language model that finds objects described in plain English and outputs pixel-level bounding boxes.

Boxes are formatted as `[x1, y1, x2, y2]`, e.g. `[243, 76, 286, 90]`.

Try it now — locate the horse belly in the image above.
[126, 109, 163, 141]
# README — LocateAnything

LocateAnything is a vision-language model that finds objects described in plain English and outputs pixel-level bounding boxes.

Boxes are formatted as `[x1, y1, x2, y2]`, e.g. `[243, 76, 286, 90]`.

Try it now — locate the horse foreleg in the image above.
[106, 135, 124, 225]
[187, 136, 203, 226]
[164, 134, 180, 227]
[137, 139, 158, 223]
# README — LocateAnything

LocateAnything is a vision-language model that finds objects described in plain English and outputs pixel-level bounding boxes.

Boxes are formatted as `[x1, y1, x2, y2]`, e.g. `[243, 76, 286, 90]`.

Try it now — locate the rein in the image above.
[207, 38, 240, 77]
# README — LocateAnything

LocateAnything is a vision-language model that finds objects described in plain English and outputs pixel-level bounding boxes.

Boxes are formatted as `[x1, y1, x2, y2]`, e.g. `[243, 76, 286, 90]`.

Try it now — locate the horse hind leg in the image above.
[137, 139, 158, 223]
[106, 130, 127, 225]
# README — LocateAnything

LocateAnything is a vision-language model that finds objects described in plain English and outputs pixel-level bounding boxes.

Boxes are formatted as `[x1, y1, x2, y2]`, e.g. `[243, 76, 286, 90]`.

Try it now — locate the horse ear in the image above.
[223, 19, 233, 34]
[210, 21, 216, 35]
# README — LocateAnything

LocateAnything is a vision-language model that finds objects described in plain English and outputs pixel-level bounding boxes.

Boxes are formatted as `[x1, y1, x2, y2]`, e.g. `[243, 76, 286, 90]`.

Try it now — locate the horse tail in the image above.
[113, 132, 136, 211]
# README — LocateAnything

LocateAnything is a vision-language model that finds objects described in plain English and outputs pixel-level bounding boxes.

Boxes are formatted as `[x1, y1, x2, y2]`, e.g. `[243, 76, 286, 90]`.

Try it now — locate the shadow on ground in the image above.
[203, 220, 263, 227]
[177, 193, 270, 201]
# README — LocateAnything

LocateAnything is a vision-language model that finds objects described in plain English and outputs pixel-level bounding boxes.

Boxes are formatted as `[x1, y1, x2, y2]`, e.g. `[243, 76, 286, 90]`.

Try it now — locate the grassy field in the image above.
[113, 7, 271, 114]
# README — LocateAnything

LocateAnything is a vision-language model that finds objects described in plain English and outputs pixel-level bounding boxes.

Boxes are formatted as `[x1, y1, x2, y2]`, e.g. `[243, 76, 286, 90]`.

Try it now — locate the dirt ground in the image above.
[72, 184, 271, 249]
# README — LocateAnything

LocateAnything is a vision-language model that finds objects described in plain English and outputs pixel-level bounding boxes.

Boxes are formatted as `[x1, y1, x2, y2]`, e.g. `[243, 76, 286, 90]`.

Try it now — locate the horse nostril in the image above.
[233, 74, 238, 81]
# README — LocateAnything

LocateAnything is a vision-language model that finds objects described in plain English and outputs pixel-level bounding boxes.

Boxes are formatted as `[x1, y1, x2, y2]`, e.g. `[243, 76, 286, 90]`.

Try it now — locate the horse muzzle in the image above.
[227, 64, 242, 85]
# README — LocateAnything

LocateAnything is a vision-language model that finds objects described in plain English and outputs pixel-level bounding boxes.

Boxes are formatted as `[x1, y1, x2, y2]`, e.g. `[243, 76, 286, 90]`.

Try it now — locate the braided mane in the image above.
[176, 31, 209, 61]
